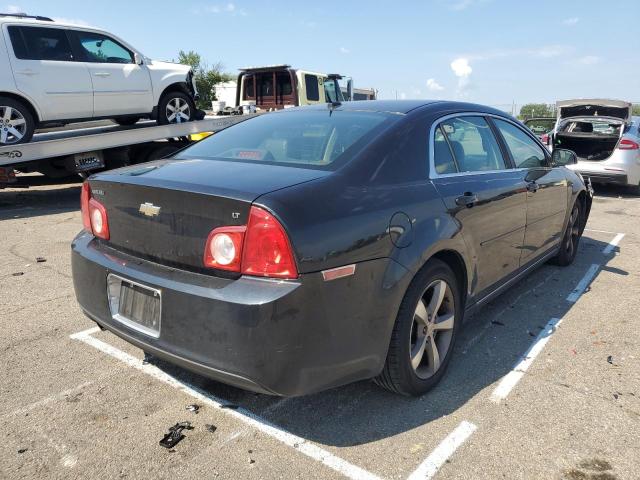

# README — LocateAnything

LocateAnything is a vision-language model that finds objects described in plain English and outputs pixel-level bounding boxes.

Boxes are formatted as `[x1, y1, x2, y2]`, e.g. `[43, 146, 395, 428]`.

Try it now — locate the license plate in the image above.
[107, 274, 161, 338]
[74, 151, 105, 171]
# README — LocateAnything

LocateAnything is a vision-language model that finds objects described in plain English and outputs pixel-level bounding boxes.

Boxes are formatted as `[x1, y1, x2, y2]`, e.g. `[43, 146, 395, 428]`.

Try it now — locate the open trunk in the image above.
[555, 130, 621, 161]
[88, 159, 327, 273]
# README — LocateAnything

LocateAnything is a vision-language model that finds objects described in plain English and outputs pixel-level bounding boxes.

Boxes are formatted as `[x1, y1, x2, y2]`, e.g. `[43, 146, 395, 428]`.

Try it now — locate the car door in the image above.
[491, 118, 569, 264]
[71, 30, 152, 116]
[430, 114, 527, 297]
[5, 25, 93, 120]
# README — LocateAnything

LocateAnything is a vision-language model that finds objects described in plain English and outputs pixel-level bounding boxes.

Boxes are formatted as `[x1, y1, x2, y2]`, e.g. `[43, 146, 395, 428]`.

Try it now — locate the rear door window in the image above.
[437, 116, 507, 173]
[304, 74, 320, 101]
[8, 26, 73, 61]
[493, 119, 548, 168]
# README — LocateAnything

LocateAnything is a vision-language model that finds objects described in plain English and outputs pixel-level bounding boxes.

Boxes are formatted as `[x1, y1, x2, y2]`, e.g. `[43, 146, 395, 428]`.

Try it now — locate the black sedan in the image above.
[71, 100, 592, 397]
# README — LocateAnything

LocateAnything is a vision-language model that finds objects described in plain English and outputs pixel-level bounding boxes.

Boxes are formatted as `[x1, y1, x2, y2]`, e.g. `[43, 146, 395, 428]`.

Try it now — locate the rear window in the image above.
[8, 26, 73, 61]
[175, 110, 391, 170]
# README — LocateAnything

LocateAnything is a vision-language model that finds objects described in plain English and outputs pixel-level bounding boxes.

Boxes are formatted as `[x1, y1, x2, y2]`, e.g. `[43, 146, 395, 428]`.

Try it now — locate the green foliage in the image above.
[177, 50, 233, 110]
[519, 103, 554, 120]
[632, 104, 640, 116]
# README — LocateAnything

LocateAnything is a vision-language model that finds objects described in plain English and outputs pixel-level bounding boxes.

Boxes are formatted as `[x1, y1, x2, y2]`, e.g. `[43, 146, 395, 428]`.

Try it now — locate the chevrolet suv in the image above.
[0, 13, 200, 145]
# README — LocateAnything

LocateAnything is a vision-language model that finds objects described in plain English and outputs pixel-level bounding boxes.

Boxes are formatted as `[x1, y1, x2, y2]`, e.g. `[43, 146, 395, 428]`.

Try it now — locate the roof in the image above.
[293, 99, 515, 117]
[0, 13, 97, 29]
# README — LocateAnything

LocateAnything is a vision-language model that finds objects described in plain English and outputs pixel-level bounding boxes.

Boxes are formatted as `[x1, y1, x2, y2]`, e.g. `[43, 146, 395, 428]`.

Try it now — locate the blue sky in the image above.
[4, 0, 638, 109]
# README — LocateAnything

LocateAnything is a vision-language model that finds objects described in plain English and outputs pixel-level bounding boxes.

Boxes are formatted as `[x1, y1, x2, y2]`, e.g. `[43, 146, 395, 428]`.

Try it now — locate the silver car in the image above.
[551, 99, 640, 195]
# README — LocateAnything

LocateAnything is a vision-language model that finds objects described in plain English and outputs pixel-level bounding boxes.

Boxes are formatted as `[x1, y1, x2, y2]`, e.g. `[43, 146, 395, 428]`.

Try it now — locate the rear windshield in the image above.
[175, 110, 392, 170]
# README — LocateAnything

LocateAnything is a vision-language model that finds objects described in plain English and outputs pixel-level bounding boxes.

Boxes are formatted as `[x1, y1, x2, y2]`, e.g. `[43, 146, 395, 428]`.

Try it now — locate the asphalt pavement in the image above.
[1, 176, 638, 480]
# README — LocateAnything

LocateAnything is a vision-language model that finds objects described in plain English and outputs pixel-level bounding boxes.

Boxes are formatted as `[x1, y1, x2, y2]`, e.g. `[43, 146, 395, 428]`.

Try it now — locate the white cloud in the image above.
[6, 5, 22, 13]
[450, 58, 472, 97]
[448, 0, 490, 11]
[426, 78, 444, 92]
[202, 3, 247, 15]
[339, 47, 350, 54]
[562, 17, 579, 26]
[532, 45, 572, 58]
[577, 55, 601, 65]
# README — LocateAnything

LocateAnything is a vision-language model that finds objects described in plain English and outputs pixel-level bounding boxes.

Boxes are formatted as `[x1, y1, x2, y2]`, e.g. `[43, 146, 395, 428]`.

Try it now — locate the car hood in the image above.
[556, 99, 632, 122]
[146, 59, 191, 74]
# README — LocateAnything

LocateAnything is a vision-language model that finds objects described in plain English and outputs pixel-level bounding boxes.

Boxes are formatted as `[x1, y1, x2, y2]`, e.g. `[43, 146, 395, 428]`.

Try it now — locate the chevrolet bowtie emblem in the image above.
[139, 202, 161, 217]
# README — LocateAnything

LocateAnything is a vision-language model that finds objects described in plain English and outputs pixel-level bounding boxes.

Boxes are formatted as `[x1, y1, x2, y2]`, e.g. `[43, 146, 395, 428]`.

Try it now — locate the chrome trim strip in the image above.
[428, 111, 550, 180]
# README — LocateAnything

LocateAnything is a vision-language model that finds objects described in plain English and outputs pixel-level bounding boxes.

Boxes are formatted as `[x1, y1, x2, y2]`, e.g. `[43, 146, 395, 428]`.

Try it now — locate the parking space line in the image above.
[489, 317, 562, 403]
[70, 329, 382, 480]
[2, 381, 93, 418]
[584, 228, 619, 235]
[407, 421, 477, 480]
[566, 264, 600, 303]
[602, 233, 625, 255]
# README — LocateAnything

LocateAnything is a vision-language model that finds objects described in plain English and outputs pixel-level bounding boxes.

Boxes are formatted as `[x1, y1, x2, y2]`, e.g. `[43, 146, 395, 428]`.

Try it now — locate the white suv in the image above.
[0, 13, 200, 145]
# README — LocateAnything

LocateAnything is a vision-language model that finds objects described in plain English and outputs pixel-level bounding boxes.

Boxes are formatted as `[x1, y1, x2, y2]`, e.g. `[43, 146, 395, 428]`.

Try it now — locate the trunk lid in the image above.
[89, 159, 328, 272]
[556, 99, 632, 122]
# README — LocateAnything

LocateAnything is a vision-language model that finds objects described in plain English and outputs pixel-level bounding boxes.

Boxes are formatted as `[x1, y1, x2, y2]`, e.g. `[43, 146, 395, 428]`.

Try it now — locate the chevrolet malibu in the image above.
[72, 100, 592, 397]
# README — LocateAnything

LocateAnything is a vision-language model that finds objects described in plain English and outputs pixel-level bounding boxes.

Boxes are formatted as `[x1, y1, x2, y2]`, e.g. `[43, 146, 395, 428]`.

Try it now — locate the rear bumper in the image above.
[577, 171, 628, 185]
[568, 154, 640, 187]
[71, 232, 408, 396]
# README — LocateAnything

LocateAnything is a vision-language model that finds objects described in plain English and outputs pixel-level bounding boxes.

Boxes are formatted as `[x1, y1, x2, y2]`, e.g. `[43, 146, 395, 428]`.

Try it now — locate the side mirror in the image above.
[134, 53, 144, 65]
[551, 148, 577, 166]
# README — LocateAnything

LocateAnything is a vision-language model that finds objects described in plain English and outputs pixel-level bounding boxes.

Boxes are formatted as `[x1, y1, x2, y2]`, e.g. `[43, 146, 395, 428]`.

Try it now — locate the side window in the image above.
[258, 73, 274, 97]
[8, 26, 73, 61]
[304, 74, 319, 101]
[439, 116, 507, 173]
[493, 119, 548, 168]
[75, 31, 133, 64]
[433, 126, 457, 174]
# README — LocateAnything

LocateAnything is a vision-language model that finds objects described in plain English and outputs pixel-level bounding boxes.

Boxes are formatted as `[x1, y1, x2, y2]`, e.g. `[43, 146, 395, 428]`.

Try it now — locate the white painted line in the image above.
[566, 264, 600, 303]
[602, 233, 625, 255]
[2, 381, 93, 418]
[490, 317, 562, 402]
[407, 421, 477, 480]
[584, 228, 619, 235]
[70, 330, 381, 480]
[69, 326, 101, 339]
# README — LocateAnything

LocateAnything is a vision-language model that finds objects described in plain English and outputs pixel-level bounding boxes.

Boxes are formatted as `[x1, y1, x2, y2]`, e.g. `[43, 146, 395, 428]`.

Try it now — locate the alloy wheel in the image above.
[409, 279, 456, 379]
[0, 106, 27, 145]
[564, 205, 580, 258]
[165, 98, 191, 123]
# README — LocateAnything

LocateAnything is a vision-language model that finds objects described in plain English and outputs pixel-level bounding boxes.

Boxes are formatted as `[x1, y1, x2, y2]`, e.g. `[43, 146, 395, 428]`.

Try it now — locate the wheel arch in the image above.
[428, 249, 469, 306]
[158, 82, 191, 102]
[0, 91, 40, 124]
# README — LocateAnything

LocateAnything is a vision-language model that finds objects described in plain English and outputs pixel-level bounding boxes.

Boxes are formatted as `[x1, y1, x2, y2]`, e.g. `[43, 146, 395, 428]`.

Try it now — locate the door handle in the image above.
[455, 192, 478, 208]
[94, 72, 111, 77]
[16, 69, 37, 76]
[526, 181, 539, 193]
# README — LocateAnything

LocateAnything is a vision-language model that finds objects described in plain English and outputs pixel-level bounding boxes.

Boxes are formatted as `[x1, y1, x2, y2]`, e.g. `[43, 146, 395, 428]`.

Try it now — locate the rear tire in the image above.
[113, 117, 140, 126]
[0, 96, 35, 145]
[374, 259, 462, 396]
[627, 183, 640, 196]
[552, 201, 582, 266]
[157, 91, 195, 125]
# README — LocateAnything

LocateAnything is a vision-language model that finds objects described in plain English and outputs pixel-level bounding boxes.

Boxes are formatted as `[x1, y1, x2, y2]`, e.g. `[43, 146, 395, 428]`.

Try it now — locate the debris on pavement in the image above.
[205, 424, 217, 433]
[11, 272, 24, 276]
[607, 355, 614, 365]
[159, 421, 193, 449]
[185, 404, 200, 414]
[35, 257, 46, 263]
[17, 448, 27, 454]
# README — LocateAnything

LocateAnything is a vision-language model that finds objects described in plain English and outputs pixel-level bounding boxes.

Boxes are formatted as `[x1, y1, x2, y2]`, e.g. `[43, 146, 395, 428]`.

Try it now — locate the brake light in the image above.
[80, 181, 109, 240]
[203, 206, 298, 279]
[203, 226, 246, 272]
[618, 139, 639, 150]
[81, 181, 92, 231]
[541, 134, 549, 145]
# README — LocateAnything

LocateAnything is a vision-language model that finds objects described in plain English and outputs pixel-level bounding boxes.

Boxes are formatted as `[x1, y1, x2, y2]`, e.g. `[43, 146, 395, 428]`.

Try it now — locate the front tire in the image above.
[374, 259, 462, 396]
[157, 91, 195, 125]
[552, 201, 582, 266]
[0, 97, 35, 145]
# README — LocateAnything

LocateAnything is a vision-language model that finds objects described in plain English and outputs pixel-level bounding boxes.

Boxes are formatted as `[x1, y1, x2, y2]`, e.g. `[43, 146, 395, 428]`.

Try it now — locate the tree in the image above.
[177, 50, 233, 110]
[519, 103, 554, 120]
[633, 104, 640, 116]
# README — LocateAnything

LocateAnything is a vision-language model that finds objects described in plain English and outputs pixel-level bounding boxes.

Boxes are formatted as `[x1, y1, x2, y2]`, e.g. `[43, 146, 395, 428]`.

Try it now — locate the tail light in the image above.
[80, 181, 110, 240]
[203, 206, 298, 279]
[541, 134, 549, 145]
[618, 139, 639, 150]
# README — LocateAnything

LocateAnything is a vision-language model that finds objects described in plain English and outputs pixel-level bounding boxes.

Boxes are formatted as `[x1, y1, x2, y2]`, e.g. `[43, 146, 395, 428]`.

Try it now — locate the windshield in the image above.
[175, 110, 391, 170]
